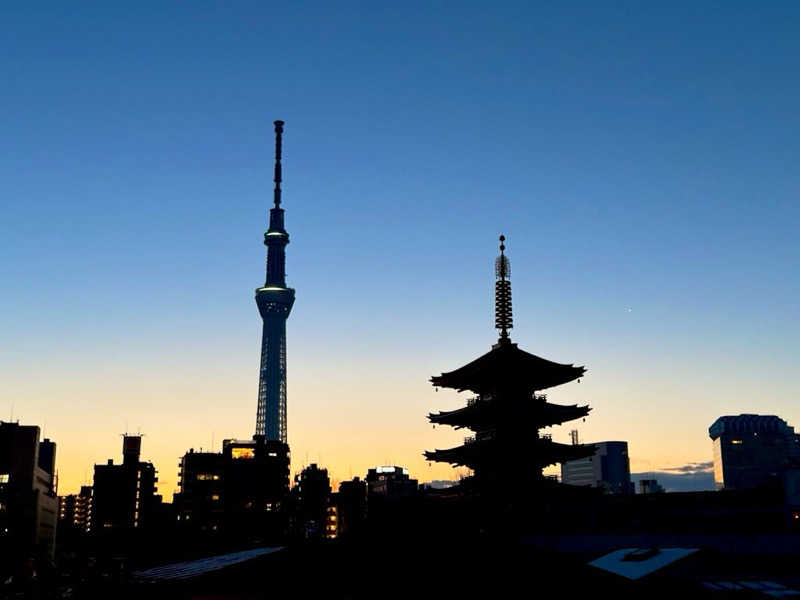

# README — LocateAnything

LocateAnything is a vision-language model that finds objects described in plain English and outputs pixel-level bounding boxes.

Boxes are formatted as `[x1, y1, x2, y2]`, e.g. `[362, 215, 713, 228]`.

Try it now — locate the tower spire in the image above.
[495, 235, 512, 343]
[273, 120, 283, 208]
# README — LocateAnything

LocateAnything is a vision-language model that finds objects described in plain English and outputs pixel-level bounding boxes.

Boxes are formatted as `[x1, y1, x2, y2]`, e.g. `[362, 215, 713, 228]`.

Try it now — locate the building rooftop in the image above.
[709, 414, 794, 440]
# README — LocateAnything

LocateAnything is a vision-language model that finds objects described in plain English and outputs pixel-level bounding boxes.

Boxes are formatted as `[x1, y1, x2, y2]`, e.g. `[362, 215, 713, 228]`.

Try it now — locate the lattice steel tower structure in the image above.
[255, 120, 295, 442]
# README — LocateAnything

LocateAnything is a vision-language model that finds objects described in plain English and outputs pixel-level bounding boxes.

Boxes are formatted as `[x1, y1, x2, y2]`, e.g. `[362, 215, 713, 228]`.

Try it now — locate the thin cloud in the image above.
[661, 461, 713, 474]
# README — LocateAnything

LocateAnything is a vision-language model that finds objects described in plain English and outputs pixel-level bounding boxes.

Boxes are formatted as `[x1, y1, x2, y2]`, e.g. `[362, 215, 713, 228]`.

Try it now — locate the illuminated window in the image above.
[268, 452, 278, 457]
[211, 494, 220, 501]
[732, 439, 743, 445]
[232, 447, 255, 460]
[0, 474, 9, 483]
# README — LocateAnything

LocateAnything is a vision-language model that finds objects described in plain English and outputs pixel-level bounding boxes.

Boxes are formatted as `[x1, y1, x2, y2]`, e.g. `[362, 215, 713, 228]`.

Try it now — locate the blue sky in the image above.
[2, 2, 799, 493]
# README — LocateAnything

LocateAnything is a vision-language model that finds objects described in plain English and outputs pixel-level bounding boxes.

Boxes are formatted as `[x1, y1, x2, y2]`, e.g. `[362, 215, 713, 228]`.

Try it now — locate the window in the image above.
[0, 474, 9, 483]
[232, 447, 255, 460]
[211, 494, 220, 501]
[732, 439, 743, 445]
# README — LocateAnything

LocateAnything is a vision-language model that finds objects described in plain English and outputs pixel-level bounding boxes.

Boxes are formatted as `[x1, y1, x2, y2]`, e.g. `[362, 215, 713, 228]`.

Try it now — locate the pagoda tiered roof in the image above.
[424, 437, 595, 469]
[424, 236, 594, 499]
[428, 400, 590, 429]
[430, 341, 585, 394]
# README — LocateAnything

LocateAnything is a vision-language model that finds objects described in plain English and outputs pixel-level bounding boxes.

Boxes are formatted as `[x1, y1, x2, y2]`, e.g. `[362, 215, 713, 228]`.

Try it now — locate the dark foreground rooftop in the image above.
[119, 535, 800, 600]
[132, 546, 283, 583]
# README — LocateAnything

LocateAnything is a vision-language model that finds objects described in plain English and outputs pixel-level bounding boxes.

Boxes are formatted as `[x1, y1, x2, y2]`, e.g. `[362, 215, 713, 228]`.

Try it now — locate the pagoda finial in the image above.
[495, 235, 513, 343]
[273, 120, 284, 208]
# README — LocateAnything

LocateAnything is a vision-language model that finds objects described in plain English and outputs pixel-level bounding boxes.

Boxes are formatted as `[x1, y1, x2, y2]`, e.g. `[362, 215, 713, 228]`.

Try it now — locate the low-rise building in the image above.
[58, 485, 93, 534]
[92, 435, 158, 533]
[366, 466, 418, 498]
[0, 422, 58, 565]
[561, 441, 634, 494]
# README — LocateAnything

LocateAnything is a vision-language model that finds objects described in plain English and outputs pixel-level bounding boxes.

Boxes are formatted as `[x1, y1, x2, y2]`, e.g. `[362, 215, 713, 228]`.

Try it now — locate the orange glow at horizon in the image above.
[12, 347, 765, 499]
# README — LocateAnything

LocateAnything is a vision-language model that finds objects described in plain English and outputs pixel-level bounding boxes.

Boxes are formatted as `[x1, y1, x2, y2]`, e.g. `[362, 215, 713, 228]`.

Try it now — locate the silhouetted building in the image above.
[425, 237, 594, 503]
[292, 463, 330, 540]
[58, 485, 93, 534]
[92, 435, 157, 532]
[175, 436, 289, 541]
[255, 120, 295, 443]
[638, 479, 665, 494]
[332, 477, 368, 538]
[561, 441, 634, 494]
[0, 422, 58, 564]
[366, 466, 418, 498]
[709, 414, 800, 490]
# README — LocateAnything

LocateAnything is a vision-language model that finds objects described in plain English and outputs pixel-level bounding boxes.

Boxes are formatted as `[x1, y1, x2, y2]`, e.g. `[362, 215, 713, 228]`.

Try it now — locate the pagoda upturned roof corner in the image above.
[430, 342, 585, 394]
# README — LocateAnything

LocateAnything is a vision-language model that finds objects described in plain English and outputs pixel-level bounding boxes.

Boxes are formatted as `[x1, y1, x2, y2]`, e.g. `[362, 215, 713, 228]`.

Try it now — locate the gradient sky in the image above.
[2, 2, 799, 497]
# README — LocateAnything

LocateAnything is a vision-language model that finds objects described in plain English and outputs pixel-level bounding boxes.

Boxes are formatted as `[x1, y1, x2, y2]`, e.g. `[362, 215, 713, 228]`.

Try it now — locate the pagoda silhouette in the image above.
[425, 236, 594, 504]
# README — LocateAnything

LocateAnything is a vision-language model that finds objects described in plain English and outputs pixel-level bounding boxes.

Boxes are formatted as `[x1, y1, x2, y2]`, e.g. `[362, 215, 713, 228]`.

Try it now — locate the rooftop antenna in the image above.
[495, 235, 513, 343]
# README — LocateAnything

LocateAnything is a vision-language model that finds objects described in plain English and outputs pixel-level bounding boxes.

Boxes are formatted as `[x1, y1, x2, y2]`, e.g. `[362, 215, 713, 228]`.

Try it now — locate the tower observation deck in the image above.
[255, 120, 295, 442]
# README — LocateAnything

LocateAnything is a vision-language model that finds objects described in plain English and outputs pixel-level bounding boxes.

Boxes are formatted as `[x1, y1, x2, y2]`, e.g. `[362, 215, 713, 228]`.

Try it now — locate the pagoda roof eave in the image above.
[423, 439, 596, 468]
[428, 402, 591, 429]
[430, 342, 585, 393]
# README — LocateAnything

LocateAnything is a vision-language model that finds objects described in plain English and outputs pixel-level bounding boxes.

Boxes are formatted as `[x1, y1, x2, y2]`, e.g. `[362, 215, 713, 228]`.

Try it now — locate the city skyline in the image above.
[3, 3, 799, 496]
